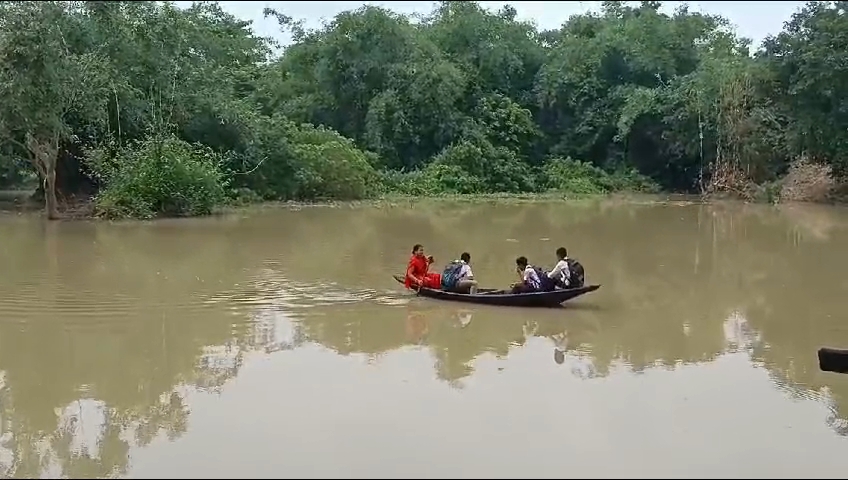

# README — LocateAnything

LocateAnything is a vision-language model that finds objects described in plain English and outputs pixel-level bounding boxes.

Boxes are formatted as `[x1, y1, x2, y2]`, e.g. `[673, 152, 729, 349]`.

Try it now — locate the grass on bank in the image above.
[6, 133, 846, 220]
[81, 134, 662, 219]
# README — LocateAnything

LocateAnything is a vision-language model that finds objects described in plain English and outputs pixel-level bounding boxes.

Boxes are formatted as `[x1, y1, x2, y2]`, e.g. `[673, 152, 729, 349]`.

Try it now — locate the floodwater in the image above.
[1, 198, 848, 478]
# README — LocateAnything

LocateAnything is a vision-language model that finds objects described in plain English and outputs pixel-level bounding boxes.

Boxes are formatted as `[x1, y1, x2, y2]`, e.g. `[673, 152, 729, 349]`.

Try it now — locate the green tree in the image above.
[0, 1, 112, 219]
[759, 1, 848, 175]
[2, 1, 847, 215]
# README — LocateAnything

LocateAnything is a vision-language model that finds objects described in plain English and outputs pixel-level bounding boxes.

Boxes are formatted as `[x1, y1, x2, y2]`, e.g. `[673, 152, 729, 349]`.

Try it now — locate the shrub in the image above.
[542, 157, 658, 195]
[88, 135, 227, 219]
[287, 123, 381, 200]
[600, 168, 661, 193]
[431, 140, 536, 193]
[779, 156, 834, 203]
[542, 157, 609, 194]
[0, 155, 35, 189]
[381, 164, 485, 196]
[231, 118, 380, 201]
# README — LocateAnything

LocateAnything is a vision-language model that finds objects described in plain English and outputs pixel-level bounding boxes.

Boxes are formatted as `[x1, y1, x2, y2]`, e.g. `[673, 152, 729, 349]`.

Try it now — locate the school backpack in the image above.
[567, 259, 585, 288]
[441, 261, 465, 290]
[533, 266, 557, 292]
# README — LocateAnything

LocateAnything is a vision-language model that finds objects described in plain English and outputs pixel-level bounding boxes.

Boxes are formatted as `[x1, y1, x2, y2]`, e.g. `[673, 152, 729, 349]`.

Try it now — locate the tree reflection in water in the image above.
[2, 200, 848, 478]
[0, 302, 301, 478]
[0, 389, 186, 478]
[292, 201, 848, 438]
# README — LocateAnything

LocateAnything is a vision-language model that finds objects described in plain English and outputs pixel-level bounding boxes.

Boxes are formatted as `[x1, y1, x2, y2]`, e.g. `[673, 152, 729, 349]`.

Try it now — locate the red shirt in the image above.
[405, 254, 428, 288]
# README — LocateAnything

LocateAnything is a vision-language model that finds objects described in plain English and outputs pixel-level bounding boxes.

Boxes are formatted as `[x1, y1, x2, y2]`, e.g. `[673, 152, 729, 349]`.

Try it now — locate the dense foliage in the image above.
[1, 1, 847, 218]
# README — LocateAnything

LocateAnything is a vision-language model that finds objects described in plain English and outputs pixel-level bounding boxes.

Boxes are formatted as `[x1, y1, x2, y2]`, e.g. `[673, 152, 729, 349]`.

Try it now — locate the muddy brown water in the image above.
[1, 198, 848, 478]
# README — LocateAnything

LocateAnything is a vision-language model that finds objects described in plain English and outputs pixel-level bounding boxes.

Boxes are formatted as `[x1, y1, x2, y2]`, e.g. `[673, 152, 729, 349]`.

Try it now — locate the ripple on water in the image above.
[0, 268, 409, 328]
[0, 283, 223, 324]
[205, 268, 410, 312]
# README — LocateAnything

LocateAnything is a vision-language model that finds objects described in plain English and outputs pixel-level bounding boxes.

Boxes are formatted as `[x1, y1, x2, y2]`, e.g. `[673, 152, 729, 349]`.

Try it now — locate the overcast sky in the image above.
[174, 1, 807, 50]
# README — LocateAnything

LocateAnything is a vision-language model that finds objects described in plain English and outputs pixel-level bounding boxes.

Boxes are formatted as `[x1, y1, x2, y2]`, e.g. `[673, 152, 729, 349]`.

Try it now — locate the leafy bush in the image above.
[542, 157, 608, 194]
[287, 123, 381, 200]
[431, 140, 536, 193]
[88, 135, 227, 219]
[600, 168, 661, 193]
[542, 157, 658, 195]
[0, 155, 35, 189]
[231, 120, 299, 201]
[778, 156, 834, 203]
[381, 163, 485, 196]
[228, 118, 380, 201]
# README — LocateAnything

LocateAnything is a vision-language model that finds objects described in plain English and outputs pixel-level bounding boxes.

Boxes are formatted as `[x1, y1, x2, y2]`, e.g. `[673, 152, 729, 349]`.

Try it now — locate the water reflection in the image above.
[283, 200, 848, 435]
[0, 301, 302, 477]
[1, 199, 848, 477]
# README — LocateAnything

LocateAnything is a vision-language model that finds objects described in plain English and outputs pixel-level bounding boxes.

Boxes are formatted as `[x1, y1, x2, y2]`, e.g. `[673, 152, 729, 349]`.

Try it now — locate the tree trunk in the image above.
[44, 166, 59, 220]
[25, 133, 61, 221]
[30, 142, 99, 204]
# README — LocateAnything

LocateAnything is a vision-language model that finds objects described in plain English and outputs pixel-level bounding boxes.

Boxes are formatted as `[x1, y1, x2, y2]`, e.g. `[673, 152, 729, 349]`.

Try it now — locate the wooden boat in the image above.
[392, 275, 600, 308]
[818, 347, 848, 374]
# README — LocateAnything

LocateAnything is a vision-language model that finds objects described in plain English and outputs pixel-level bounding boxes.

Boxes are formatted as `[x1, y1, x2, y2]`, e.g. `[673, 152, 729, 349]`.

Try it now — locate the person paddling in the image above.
[405, 244, 442, 290]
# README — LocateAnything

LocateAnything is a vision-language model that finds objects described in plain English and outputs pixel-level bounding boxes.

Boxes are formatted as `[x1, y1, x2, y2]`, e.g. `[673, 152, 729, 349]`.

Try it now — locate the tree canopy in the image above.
[1, 0, 846, 218]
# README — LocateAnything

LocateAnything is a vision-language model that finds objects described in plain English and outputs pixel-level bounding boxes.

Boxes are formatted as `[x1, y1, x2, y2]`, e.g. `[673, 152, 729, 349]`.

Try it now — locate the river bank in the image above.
[0, 189, 702, 219]
[3, 185, 847, 222]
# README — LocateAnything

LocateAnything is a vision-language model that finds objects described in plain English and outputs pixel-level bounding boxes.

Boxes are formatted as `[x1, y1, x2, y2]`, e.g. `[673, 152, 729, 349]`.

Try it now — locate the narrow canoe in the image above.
[818, 347, 848, 374]
[392, 275, 600, 308]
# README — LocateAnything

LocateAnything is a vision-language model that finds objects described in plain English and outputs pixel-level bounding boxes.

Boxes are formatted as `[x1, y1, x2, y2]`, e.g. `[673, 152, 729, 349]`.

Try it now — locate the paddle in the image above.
[415, 255, 435, 295]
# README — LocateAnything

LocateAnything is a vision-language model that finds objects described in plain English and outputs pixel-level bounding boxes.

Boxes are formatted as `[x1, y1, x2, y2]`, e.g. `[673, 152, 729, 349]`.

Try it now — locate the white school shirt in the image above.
[456, 260, 473, 279]
[547, 259, 571, 286]
[523, 265, 541, 289]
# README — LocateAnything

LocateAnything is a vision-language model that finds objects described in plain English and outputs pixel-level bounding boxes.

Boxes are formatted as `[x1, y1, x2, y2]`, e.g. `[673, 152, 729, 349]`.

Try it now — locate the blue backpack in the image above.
[441, 261, 465, 290]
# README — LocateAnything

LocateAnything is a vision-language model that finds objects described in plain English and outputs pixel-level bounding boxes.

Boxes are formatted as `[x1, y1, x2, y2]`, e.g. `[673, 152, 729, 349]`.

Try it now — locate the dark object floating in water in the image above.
[818, 347, 848, 374]
[392, 275, 600, 308]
